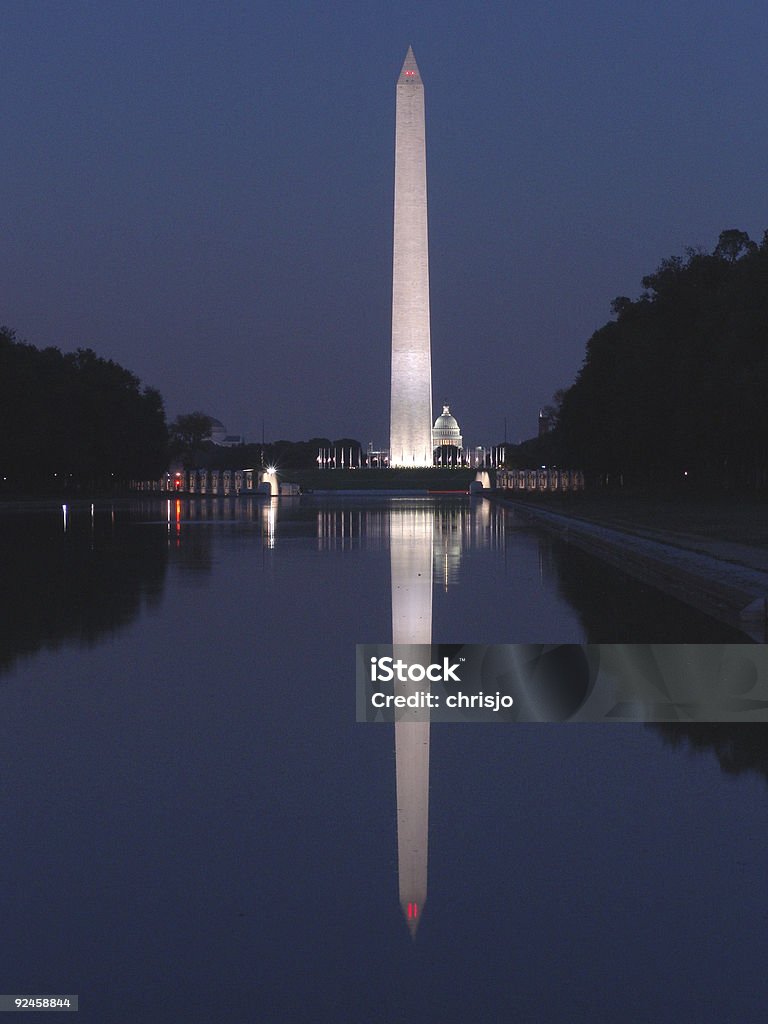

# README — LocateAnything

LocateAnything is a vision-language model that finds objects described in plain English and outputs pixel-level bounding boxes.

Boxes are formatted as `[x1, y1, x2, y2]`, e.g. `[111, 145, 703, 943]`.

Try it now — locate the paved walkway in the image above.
[497, 499, 768, 640]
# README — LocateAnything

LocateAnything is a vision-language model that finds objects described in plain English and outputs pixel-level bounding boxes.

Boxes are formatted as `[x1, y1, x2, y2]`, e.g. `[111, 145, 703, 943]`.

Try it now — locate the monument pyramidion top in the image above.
[398, 45, 422, 85]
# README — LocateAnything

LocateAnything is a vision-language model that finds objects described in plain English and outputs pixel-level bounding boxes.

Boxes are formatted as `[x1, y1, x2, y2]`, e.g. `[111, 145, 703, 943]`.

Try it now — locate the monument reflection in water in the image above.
[318, 497, 496, 936]
[388, 498, 492, 936]
[391, 503, 433, 936]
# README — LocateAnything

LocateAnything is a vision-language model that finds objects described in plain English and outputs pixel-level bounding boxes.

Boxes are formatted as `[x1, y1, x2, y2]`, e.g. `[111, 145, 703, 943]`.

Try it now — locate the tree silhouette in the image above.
[0, 327, 167, 490]
[549, 230, 768, 490]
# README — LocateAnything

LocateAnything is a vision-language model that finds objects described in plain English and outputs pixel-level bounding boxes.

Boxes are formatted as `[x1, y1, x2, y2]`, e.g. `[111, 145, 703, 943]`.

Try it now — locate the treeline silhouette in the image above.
[0, 327, 167, 491]
[529, 229, 768, 490]
[654, 724, 768, 784]
[180, 437, 363, 471]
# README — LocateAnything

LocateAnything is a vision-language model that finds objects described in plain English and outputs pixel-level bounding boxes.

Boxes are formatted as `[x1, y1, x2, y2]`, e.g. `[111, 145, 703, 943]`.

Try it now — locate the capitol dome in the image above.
[432, 405, 462, 449]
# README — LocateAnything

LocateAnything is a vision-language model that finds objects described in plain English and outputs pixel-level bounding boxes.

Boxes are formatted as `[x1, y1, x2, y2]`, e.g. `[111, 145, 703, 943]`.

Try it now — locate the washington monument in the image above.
[390, 46, 433, 467]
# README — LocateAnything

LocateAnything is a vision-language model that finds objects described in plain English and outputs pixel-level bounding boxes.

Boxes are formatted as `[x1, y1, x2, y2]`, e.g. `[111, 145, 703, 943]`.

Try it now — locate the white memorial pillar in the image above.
[389, 47, 433, 468]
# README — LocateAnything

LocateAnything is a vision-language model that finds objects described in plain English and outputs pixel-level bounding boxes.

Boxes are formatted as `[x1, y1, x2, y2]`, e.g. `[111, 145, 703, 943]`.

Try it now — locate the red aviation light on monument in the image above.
[402, 899, 423, 938]
[398, 45, 421, 84]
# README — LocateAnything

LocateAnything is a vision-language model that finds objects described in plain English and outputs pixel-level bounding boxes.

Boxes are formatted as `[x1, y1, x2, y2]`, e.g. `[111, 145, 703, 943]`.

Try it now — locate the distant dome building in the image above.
[210, 418, 245, 447]
[210, 418, 227, 445]
[432, 405, 462, 450]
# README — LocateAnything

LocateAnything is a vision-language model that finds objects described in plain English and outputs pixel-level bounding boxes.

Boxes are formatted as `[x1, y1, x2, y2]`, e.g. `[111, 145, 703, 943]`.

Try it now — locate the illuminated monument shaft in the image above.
[390, 47, 433, 467]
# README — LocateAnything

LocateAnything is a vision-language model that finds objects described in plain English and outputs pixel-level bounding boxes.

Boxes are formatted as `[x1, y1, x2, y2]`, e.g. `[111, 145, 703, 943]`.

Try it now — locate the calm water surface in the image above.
[0, 496, 765, 1023]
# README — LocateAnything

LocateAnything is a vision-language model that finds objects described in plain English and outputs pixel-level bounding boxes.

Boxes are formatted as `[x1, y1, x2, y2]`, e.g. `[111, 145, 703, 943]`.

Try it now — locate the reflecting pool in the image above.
[0, 496, 764, 1023]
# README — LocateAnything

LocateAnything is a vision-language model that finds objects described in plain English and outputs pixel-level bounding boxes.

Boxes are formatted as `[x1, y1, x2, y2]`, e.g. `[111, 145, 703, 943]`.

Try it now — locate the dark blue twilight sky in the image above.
[3, 2, 767, 446]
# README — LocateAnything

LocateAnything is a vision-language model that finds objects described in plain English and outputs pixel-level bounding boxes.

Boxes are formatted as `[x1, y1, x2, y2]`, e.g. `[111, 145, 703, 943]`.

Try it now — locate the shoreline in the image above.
[495, 497, 768, 642]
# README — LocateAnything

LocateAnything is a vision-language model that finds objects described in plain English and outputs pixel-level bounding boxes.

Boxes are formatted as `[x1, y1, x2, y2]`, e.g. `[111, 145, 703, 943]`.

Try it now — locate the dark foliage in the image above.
[168, 412, 215, 467]
[654, 724, 768, 784]
[192, 437, 363, 472]
[0, 327, 167, 491]
[549, 230, 768, 490]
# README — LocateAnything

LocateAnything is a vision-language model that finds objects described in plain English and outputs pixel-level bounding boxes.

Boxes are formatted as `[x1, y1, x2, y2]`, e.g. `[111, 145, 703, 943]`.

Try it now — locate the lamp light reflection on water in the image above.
[262, 499, 276, 549]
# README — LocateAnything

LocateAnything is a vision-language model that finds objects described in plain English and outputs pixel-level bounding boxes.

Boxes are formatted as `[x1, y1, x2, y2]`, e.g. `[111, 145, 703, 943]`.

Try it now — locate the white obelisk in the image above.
[390, 46, 433, 468]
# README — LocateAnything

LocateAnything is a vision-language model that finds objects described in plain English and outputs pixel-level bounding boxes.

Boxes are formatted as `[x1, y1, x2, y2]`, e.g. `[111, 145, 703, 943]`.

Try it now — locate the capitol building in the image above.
[357, 403, 504, 470]
[432, 405, 463, 450]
